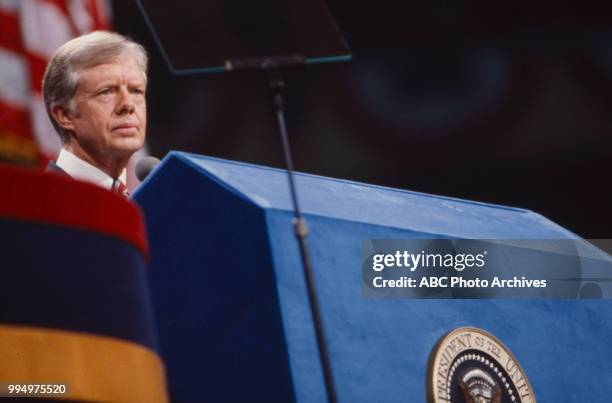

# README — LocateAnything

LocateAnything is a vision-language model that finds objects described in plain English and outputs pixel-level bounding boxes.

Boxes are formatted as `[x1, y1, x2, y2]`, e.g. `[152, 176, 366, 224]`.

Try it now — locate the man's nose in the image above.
[115, 86, 135, 114]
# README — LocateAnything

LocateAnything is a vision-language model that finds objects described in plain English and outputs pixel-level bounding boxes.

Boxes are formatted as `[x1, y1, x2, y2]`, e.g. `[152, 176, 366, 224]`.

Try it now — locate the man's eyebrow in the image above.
[129, 75, 146, 83]
[88, 81, 116, 91]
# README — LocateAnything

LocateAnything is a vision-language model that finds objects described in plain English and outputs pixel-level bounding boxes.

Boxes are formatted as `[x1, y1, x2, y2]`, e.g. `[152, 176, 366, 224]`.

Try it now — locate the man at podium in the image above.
[42, 31, 148, 197]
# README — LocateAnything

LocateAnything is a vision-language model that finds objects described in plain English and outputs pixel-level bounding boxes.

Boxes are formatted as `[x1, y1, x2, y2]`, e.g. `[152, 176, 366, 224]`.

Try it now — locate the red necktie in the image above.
[113, 181, 129, 198]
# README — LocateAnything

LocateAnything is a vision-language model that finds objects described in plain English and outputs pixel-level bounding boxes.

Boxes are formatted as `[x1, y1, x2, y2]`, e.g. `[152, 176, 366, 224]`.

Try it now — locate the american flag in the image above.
[0, 0, 112, 167]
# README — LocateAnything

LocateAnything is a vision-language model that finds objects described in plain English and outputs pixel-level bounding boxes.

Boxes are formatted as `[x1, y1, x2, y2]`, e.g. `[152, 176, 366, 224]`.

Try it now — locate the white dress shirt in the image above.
[56, 148, 127, 191]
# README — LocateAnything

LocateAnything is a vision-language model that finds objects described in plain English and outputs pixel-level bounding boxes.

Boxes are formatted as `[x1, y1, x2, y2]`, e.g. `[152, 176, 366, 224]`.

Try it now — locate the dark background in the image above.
[113, 0, 612, 237]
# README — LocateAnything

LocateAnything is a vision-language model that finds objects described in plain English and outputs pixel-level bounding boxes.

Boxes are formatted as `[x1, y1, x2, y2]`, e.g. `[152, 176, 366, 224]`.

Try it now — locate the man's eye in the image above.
[97, 88, 112, 95]
[131, 88, 144, 95]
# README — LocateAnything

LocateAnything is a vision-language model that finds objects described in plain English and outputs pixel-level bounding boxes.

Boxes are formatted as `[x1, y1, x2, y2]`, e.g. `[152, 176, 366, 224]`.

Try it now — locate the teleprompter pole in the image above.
[225, 57, 338, 403]
[267, 65, 338, 403]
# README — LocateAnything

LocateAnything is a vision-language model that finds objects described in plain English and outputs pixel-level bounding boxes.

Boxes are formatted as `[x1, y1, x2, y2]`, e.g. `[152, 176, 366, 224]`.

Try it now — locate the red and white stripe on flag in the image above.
[0, 0, 112, 166]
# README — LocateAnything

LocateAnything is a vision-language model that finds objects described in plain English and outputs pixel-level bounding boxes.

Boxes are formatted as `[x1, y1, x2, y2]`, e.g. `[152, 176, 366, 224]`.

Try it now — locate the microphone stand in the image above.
[227, 56, 338, 403]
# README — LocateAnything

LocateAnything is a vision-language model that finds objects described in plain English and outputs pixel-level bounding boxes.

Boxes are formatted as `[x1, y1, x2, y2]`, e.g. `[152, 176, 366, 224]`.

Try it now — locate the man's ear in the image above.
[51, 105, 75, 132]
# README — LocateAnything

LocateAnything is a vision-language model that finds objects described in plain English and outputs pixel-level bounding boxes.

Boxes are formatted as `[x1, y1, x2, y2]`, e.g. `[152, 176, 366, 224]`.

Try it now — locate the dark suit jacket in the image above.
[46, 161, 70, 177]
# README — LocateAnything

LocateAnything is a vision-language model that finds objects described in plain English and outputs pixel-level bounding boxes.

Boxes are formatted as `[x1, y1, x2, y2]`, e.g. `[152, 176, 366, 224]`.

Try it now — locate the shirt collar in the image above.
[56, 148, 127, 191]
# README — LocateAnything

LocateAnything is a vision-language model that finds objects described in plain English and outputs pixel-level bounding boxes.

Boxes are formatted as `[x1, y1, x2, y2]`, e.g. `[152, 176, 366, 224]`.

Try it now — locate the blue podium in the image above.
[134, 152, 612, 402]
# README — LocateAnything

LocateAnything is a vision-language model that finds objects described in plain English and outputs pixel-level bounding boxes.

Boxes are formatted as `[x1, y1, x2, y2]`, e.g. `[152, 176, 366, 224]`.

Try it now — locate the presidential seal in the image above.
[426, 327, 536, 403]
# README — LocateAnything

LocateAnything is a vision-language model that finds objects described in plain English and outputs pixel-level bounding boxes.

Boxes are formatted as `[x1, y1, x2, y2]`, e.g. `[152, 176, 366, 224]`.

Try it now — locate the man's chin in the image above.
[109, 140, 145, 158]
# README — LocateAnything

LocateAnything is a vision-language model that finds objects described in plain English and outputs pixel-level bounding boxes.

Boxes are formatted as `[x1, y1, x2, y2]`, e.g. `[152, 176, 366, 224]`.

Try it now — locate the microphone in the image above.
[135, 156, 161, 182]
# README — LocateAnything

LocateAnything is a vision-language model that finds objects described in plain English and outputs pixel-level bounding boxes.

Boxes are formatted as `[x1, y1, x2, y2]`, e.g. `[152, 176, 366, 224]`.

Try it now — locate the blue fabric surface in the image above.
[268, 212, 612, 402]
[135, 155, 295, 403]
[177, 151, 575, 239]
[135, 152, 612, 402]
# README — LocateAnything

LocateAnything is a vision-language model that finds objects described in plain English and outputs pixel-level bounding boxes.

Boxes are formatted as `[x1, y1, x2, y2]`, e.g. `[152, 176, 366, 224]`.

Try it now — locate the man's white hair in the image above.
[42, 31, 148, 143]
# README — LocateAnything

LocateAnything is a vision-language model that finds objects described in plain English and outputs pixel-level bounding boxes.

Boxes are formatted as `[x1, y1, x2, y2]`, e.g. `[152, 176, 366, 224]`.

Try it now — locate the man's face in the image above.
[66, 58, 147, 161]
